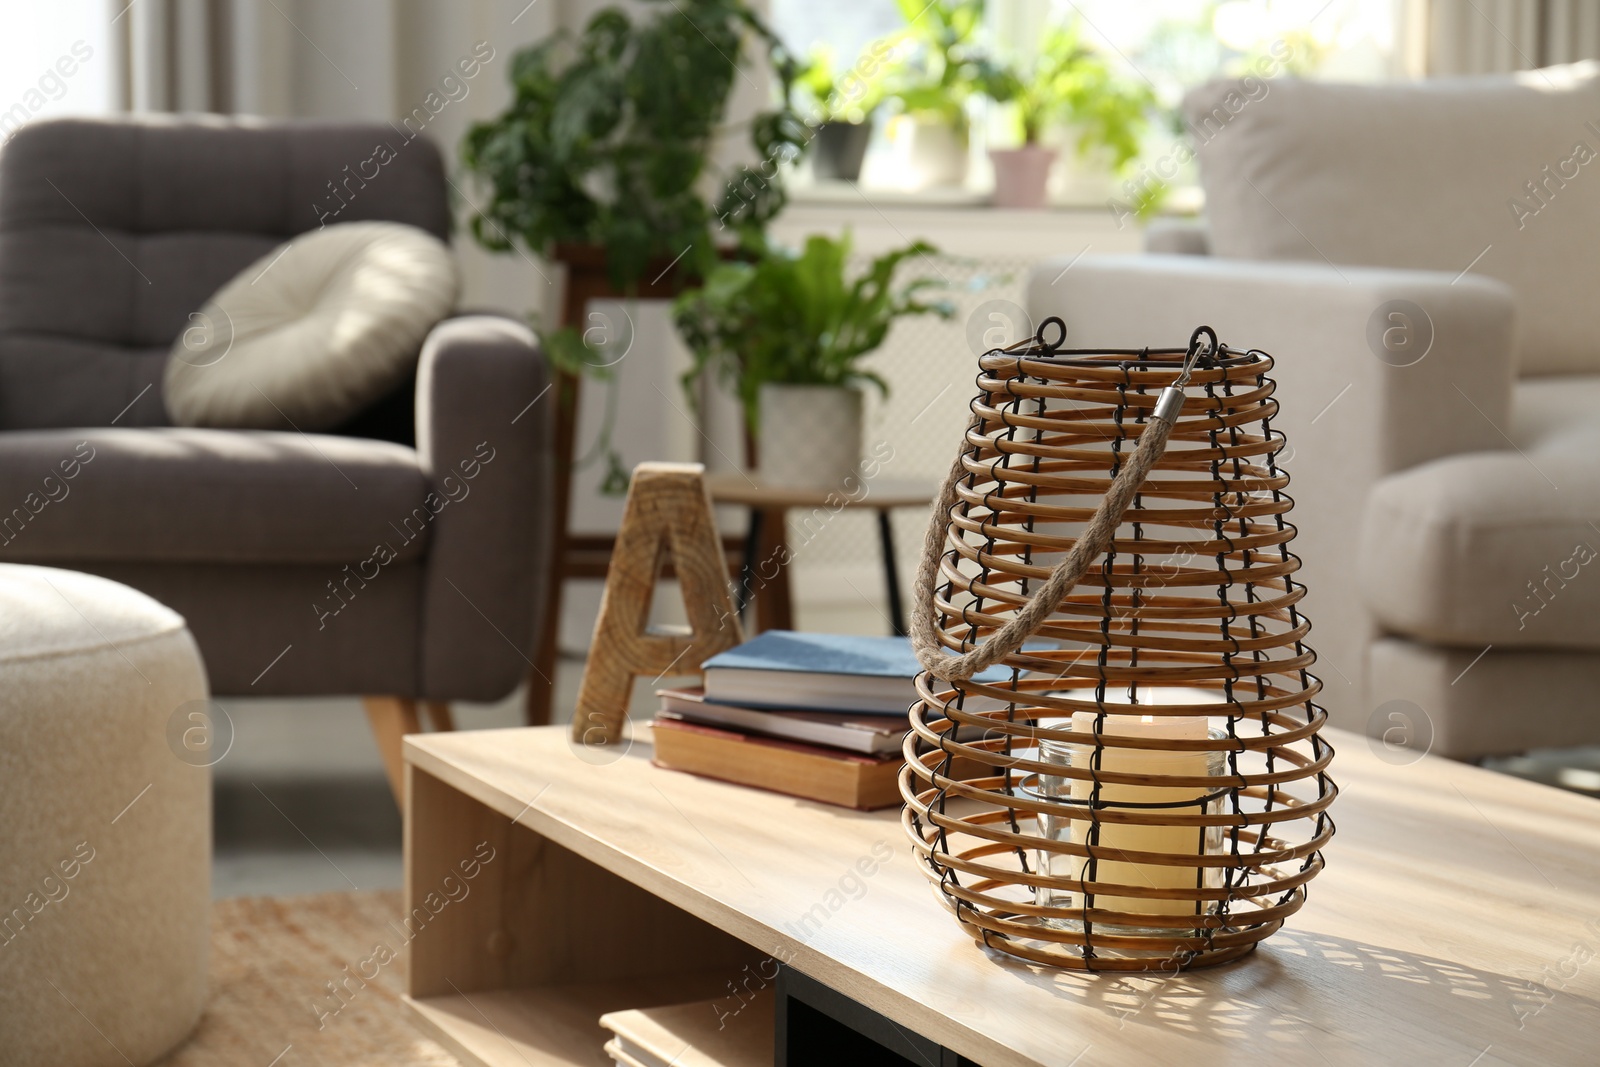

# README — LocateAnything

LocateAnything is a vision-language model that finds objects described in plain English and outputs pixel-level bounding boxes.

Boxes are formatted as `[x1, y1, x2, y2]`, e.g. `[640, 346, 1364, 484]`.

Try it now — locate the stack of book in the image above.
[651, 631, 932, 810]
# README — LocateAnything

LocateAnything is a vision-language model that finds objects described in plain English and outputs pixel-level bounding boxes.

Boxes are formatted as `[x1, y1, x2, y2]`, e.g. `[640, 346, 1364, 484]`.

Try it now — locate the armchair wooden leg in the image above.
[424, 700, 455, 732]
[364, 696, 421, 806]
[526, 590, 560, 726]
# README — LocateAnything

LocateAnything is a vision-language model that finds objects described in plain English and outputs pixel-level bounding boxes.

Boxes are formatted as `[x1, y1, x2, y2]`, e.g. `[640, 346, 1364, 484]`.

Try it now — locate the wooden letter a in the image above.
[572, 462, 743, 749]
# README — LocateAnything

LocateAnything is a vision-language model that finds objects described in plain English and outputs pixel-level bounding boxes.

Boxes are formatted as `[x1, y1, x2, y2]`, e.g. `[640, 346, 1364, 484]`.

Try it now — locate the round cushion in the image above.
[164, 221, 459, 431]
[0, 565, 210, 1066]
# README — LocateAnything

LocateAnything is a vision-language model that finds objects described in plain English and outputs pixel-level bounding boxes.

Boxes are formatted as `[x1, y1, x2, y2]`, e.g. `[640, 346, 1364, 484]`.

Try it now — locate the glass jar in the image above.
[1024, 728, 1227, 935]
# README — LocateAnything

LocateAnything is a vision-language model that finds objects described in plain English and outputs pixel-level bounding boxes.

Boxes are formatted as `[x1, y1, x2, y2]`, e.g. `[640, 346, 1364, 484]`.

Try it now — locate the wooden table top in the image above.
[406, 725, 1600, 1067]
[703, 471, 934, 510]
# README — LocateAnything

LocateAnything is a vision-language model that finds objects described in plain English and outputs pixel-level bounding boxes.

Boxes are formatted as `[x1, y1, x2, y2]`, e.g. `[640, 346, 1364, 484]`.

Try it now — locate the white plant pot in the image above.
[988, 145, 1059, 209]
[907, 118, 969, 189]
[1045, 124, 1120, 205]
[757, 383, 863, 490]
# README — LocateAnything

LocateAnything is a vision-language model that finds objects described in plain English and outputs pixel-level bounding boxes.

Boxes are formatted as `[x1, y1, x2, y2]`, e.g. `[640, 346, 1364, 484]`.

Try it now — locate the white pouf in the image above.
[0, 565, 210, 1066]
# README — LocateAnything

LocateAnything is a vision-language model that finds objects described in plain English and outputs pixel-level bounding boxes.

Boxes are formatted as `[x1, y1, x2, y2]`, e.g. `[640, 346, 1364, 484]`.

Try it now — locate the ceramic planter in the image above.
[906, 118, 969, 189]
[989, 145, 1059, 209]
[812, 120, 873, 183]
[757, 383, 863, 490]
[1048, 129, 1119, 204]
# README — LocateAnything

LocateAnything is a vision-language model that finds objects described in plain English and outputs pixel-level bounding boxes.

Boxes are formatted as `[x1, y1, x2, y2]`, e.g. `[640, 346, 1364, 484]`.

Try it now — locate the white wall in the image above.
[226, 0, 558, 321]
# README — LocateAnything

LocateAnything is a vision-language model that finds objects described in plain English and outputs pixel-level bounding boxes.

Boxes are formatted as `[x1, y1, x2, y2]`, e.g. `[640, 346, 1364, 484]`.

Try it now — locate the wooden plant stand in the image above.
[527, 245, 721, 726]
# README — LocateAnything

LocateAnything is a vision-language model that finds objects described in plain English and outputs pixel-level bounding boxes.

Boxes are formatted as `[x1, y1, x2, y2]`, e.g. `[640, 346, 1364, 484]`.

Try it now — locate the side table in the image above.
[703, 473, 933, 635]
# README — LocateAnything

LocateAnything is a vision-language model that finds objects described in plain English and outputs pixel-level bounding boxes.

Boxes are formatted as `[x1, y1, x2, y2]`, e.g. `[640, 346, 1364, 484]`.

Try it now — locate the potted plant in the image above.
[673, 234, 954, 489]
[461, 1, 807, 296]
[881, 0, 992, 189]
[983, 23, 1155, 209]
[798, 42, 891, 183]
[460, 0, 807, 493]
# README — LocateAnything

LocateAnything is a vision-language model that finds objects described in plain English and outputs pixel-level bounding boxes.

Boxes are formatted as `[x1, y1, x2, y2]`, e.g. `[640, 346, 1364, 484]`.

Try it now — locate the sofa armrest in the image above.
[1026, 254, 1517, 725]
[414, 314, 553, 701]
[1029, 254, 1518, 470]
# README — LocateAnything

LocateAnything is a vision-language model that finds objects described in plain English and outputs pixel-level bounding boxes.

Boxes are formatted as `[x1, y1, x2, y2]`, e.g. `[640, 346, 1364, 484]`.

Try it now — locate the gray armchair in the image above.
[0, 116, 552, 794]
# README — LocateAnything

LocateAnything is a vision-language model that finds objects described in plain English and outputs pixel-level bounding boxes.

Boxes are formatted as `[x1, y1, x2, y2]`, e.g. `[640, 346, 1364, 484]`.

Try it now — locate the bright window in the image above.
[771, 0, 1400, 198]
[0, 5, 113, 144]
[772, 0, 1402, 91]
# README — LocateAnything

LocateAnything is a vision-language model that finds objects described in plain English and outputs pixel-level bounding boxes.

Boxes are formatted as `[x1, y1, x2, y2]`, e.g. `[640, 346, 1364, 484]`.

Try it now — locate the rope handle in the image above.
[909, 324, 1217, 682]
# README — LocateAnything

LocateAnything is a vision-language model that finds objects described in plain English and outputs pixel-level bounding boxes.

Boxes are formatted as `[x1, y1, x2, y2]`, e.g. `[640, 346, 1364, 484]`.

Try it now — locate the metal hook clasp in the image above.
[1154, 326, 1219, 426]
[1177, 325, 1218, 388]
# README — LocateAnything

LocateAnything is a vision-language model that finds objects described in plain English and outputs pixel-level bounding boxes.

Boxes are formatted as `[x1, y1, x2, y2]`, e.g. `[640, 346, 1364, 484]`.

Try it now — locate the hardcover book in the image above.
[656, 687, 905, 755]
[650, 717, 903, 811]
[700, 631, 1005, 715]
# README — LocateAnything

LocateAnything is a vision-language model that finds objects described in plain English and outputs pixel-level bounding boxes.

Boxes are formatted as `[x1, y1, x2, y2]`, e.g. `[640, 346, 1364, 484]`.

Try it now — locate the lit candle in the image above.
[1065, 688, 1216, 920]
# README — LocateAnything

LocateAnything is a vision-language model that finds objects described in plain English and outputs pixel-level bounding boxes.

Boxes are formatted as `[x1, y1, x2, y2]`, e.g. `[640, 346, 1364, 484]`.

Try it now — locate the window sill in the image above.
[787, 179, 1203, 214]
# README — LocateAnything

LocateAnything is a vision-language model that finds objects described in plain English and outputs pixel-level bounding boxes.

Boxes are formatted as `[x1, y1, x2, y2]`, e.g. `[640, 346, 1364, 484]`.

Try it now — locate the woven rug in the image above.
[156, 890, 461, 1067]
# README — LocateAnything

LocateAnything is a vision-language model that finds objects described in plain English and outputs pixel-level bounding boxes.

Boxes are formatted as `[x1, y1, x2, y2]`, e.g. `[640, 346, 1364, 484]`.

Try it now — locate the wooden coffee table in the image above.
[402, 725, 1600, 1066]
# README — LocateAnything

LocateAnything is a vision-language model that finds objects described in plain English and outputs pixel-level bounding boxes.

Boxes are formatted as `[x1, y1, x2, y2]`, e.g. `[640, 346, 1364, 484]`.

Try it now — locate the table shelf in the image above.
[407, 972, 741, 1067]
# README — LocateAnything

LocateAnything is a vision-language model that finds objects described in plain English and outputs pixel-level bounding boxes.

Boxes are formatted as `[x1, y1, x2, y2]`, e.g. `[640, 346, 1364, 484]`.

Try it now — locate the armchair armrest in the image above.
[414, 314, 553, 701]
[1026, 254, 1517, 724]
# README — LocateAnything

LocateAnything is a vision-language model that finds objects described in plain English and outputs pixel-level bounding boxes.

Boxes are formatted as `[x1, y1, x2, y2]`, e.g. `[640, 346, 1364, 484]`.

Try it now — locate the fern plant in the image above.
[673, 234, 954, 428]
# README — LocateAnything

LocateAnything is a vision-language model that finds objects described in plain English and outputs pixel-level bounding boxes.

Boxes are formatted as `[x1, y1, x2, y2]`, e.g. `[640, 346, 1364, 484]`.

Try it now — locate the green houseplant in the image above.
[982, 22, 1156, 208]
[673, 234, 954, 488]
[460, 0, 806, 491]
[798, 42, 892, 183]
[881, 0, 994, 188]
[461, 1, 805, 293]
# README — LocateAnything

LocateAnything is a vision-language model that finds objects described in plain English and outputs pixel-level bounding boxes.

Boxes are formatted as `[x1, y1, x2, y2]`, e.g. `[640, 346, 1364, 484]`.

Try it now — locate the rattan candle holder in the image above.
[903, 320, 1337, 972]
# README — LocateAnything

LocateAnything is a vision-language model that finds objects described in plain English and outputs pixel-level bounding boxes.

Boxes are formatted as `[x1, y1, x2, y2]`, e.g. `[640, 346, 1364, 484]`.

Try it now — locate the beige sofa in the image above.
[1030, 63, 1600, 759]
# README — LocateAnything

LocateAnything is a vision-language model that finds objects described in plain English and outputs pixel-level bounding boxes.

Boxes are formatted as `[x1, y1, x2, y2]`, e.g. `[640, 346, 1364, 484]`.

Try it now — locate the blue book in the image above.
[700, 631, 1005, 715]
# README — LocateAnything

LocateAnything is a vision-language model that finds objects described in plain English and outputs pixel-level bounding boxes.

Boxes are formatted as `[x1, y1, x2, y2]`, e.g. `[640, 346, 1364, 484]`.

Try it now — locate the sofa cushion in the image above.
[1369, 638, 1600, 758]
[1186, 63, 1600, 375]
[0, 428, 434, 565]
[1511, 373, 1600, 453]
[164, 222, 458, 431]
[1359, 440, 1600, 649]
[82, 560, 424, 696]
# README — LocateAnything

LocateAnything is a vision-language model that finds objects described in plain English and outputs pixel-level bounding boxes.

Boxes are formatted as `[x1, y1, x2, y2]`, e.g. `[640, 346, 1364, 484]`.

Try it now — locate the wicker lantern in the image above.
[903, 320, 1337, 972]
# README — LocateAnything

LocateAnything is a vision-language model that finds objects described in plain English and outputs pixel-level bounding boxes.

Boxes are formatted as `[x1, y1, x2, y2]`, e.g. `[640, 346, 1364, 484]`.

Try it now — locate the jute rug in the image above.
[156, 890, 461, 1067]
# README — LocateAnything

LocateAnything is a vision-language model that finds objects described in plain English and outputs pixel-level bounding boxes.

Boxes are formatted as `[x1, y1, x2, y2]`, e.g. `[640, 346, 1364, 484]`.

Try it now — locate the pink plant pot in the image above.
[989, 146, 1059, 209]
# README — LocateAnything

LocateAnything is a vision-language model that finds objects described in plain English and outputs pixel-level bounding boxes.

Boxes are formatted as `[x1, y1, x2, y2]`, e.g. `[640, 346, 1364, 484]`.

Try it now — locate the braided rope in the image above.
[910, 396, 1180, 682]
